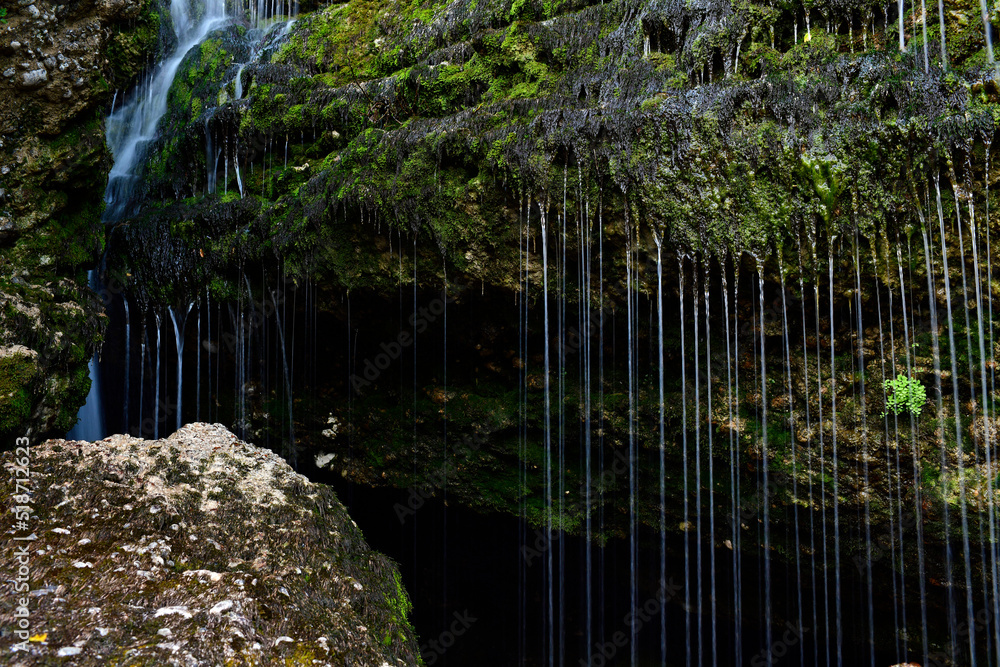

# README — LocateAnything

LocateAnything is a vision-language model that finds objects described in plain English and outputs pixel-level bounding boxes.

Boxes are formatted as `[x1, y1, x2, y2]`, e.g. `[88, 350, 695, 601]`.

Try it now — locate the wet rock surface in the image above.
[0, 423, 420, 665]
[0, 0, 160, 442]
[0, 0, 148, 134]
[93, 4, 1000, 634]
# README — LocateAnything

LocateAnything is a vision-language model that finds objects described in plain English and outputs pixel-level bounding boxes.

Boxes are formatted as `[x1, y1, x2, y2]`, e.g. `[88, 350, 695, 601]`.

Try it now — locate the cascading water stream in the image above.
[153, 311, 162, 439]
[692, 256, 703, 667]
[66, 270, 107, 441]
[654, 230, 666, 666]
[723, 258, 741, 667]
[827, 248, 843, 667]
[123, 298, 130, 432]
[169, 304, 193, 433]
[68, 0, 303, 439]
[68, 0, 226, 439]
[778, 256, 805, 665]
[678, 252, 691, 667]
[796, 241, 819, 667]
[852, 231, 875, 667]
[104, 0, 228, 221]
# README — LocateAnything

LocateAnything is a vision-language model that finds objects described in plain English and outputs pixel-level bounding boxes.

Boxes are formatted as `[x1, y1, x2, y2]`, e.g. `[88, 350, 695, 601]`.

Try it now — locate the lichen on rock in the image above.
[0, 423, 420, 665]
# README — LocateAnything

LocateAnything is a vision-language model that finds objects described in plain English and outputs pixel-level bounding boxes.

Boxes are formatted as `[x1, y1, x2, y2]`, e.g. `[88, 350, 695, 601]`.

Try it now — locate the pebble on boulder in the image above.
[17, 68, 47, 89]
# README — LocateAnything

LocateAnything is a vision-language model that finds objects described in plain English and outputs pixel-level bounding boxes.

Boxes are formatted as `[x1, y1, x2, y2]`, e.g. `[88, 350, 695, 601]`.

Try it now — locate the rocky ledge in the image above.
[0, 422, 420, 666]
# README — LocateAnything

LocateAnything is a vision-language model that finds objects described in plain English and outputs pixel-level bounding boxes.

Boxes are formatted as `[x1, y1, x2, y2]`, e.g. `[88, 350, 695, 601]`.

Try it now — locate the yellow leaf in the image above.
[804, 32, 811, 42]
[29, 634, 46, 642]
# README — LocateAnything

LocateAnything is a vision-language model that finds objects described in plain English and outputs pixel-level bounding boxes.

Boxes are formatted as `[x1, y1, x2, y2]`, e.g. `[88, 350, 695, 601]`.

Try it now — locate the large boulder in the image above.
[0, 423, 420, 665]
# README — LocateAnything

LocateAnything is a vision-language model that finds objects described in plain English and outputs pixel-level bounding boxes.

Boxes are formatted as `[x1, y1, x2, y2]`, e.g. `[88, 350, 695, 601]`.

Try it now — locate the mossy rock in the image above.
[0, 423, 420, 664]
[0, 349, 41, 434]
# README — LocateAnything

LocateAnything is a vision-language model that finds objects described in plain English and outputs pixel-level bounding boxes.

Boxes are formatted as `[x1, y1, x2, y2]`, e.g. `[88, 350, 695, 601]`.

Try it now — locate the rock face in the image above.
[0, 423, 420, 665]
[95, 0, 1000, 605]
[0, 0, 161, 441]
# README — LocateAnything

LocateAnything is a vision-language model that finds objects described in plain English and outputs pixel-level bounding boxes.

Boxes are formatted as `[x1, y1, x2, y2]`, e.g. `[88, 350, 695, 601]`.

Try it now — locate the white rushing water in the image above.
[68, 0, 229, 440]
[66, 272, 106, 442]
[103, 0, 228, 222]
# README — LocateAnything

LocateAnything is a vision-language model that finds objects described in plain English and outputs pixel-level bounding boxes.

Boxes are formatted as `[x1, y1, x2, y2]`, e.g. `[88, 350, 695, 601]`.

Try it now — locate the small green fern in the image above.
[883, 374, 926, 418]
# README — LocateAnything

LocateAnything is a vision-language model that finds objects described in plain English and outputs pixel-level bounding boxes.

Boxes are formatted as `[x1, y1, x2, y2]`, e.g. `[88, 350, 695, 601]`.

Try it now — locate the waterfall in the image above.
[704, 261, 718, 664]
[123, 297, 130, 432]
[205, 119, 217, 194]
[898, 0, 905, 51]
[66, 272, 106, 441]
[723, 259, 741, 667]
[540, 201, 553, 667]
[66, 0, 228, 439]
[138, 325, 146, 435]
[654, 231, 665, 666]
[827, 249, 844, 666]
[233, 63, 246, 100]
[679, 252, 691, 667]
[624, 200, 638, 667]
[852, 232, 875, 666]
[66, 0, 303, 439]
[755, 256, 773, 663]
[692, 255, 703, 667]
[48, 0, 1000, 660]
[104, 0, 228, 221]
[580, 174, 594, 661]
[196, 299, 202, 421]
[938, 0, 949, 68]
[921, 0, 930, 71]
[169, 304, 193, 433]
[154, 311, 162, 439]
[779, 256, 804, 664]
